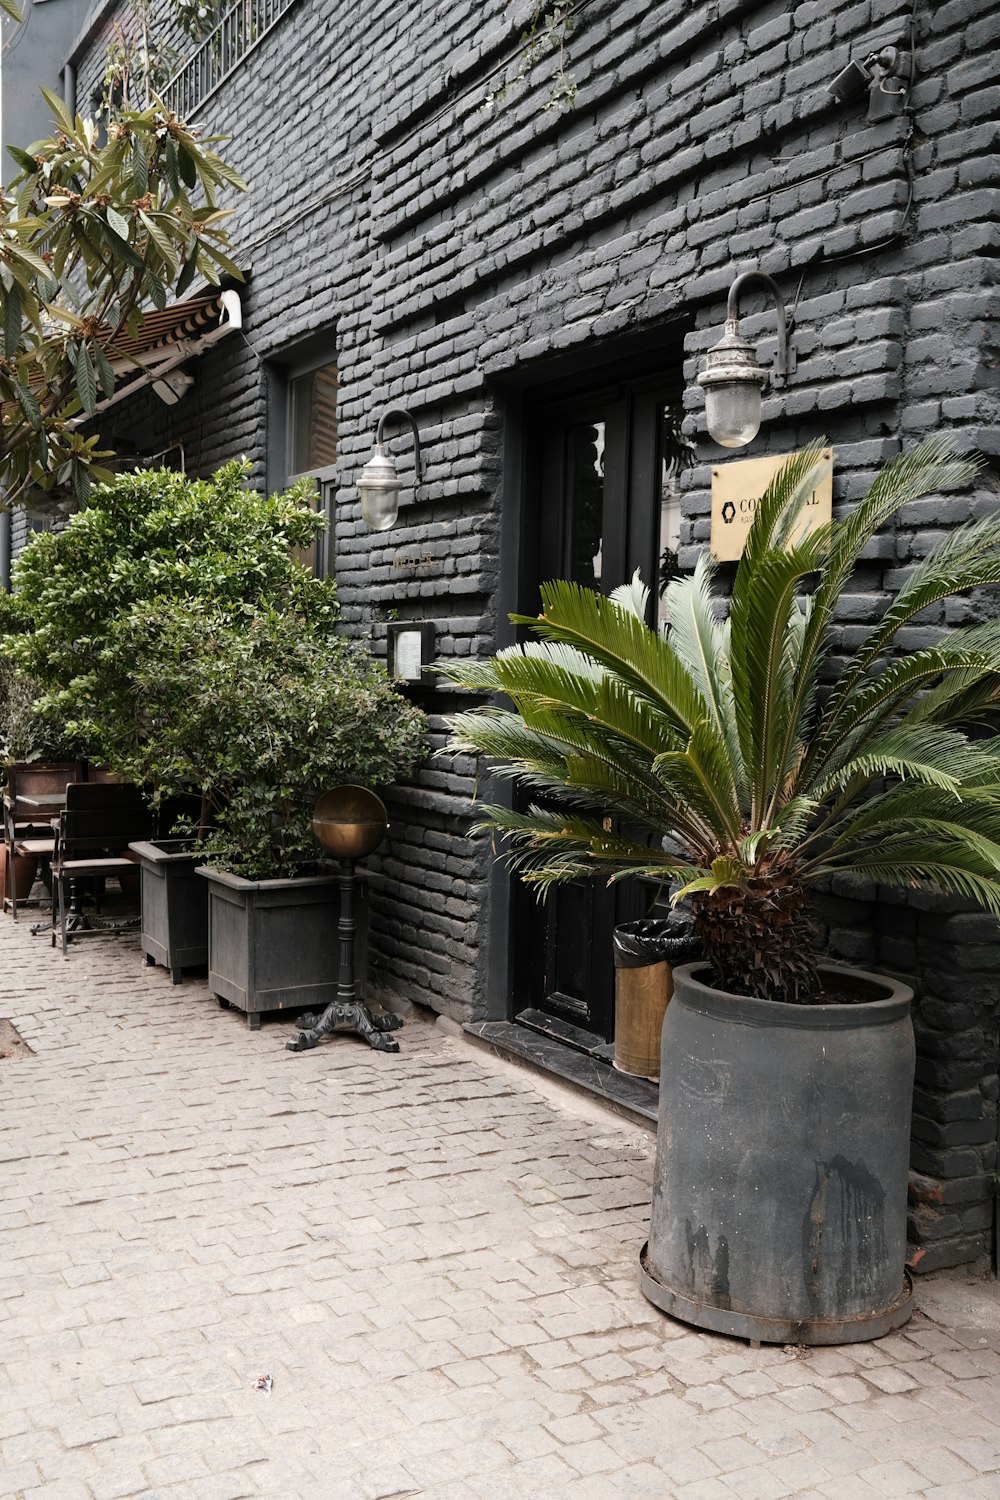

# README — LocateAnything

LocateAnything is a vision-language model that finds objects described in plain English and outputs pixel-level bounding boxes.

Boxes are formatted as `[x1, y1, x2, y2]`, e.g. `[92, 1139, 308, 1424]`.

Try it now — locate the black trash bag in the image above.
[613, 918, 702, 969]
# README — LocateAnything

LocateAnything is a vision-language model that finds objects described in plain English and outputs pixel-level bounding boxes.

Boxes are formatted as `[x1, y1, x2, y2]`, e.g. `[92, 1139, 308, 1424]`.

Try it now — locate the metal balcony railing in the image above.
[162, 0, 299, 120]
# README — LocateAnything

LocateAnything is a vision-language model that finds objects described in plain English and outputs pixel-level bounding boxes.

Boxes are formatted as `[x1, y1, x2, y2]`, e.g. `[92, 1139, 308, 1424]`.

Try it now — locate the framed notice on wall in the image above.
[710, 449, 833, 562]
[387, 621, 436, 688]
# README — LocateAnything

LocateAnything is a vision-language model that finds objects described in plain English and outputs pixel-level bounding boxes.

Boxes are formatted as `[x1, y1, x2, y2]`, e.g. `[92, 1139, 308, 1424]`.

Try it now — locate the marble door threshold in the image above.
[463, 1020, 658, 1130]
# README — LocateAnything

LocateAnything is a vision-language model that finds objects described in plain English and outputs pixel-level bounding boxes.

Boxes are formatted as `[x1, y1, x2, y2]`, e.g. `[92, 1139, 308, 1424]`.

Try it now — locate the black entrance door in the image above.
[511, 376, 684, 1048]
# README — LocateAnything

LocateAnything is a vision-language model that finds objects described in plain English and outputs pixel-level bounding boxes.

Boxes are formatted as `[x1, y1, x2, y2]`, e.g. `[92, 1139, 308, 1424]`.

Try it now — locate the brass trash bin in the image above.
[613, 921, 700, 1081]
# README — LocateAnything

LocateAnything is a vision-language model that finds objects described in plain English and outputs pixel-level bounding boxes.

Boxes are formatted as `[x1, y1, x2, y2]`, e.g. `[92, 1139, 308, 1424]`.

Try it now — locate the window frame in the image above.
[267, 337, 338, 580]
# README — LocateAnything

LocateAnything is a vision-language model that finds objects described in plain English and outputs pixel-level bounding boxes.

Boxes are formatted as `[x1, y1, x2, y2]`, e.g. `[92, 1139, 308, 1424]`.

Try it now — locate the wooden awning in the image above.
[103, 292, 230, 362]
[91, 288, 242, 413]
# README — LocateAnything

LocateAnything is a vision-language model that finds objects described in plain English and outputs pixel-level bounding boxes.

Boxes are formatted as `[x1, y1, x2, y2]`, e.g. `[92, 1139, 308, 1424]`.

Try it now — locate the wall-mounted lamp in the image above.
[696, 270, 795, 449]
[358, 406, 423, 531]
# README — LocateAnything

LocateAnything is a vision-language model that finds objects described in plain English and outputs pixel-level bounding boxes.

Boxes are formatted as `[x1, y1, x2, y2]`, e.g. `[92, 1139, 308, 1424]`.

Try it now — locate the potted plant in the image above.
[125, 603, 427, 1026]
[6, 462, 342, 974]
[9, 462, 428, 1010]
[444, 437, 1000, 1343]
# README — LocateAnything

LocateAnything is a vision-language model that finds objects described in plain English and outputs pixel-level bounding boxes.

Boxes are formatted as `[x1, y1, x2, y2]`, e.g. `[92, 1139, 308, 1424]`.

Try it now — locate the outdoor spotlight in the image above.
[358, 406, 423, 531]
[827, 56, 874, 103]
[152, 370, 195, 406]
[696, 269, 793, 448]
[827, 46, 910, 117]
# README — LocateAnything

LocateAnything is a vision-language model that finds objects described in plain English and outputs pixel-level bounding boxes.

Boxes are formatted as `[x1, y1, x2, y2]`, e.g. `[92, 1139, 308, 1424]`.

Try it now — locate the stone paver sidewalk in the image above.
[2, 911, 999, 1500]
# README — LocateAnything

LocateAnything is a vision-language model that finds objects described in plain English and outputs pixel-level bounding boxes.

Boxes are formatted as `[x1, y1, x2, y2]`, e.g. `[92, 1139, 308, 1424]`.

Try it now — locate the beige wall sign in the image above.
[710, 449, 833, 562]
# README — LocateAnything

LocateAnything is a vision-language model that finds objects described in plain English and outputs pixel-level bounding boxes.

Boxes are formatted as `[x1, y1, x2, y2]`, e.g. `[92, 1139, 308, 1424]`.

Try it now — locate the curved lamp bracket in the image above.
[375, 406, 423, 483]
[724, 270, 794, 383]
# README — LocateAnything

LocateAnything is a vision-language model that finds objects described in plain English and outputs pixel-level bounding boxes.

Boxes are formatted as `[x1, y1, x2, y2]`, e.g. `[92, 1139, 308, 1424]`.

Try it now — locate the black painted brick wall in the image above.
[44, 0, 1000, 1269]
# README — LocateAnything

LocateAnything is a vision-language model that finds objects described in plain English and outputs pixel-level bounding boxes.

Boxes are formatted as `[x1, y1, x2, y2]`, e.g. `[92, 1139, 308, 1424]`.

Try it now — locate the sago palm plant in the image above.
[443, 437, 1000, 1005]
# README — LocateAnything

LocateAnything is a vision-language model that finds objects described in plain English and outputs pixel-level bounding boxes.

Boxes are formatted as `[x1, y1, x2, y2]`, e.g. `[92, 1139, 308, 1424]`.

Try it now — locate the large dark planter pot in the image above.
[640, 961, 915, 1346]
[130, 840, 209, 983]
[198, 865, 368, 1030]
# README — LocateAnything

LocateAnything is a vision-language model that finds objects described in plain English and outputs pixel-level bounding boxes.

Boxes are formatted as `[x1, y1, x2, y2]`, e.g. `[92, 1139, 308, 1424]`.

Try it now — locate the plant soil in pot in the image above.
[640, 961, 915, 1345]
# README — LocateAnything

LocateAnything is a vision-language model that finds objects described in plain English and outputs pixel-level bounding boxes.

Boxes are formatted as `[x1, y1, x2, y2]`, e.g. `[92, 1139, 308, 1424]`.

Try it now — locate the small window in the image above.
[289, 361, 338, 478]
[272, 352, 338, 578]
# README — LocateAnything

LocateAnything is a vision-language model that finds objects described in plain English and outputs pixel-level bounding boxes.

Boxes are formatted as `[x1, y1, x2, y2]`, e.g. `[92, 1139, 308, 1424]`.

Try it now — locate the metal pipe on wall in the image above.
[0, 509, 11, 591]
[63, 60, 77, 116]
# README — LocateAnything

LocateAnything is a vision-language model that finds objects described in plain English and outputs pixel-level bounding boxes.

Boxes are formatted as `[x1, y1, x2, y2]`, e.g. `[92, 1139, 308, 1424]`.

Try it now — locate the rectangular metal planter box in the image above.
[197, 865, 368, 1029]
[131, 839, 209, 982]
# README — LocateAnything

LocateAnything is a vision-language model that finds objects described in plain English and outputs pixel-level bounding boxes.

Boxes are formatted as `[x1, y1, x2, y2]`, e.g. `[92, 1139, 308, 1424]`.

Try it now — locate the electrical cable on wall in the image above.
[782, 0, 921, 337]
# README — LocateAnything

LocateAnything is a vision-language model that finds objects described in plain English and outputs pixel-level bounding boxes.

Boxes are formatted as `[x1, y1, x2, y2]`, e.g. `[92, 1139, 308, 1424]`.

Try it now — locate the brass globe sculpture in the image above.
[311, 785, 388, 860]
[286, 787, 402, 1055]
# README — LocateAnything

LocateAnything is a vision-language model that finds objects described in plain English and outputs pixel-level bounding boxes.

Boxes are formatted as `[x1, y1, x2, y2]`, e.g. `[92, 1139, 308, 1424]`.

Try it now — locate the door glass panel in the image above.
[567, 421, 605, 587]
[657, 403, 691, 631]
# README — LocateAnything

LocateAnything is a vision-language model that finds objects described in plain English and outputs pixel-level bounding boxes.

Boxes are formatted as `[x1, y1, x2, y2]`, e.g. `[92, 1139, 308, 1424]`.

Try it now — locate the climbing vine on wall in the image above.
[486, 1, 579, 114]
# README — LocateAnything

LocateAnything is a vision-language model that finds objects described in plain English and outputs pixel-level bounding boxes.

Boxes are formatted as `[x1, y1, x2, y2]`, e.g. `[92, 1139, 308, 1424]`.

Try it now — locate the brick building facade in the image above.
[6, 0, 999, 1272]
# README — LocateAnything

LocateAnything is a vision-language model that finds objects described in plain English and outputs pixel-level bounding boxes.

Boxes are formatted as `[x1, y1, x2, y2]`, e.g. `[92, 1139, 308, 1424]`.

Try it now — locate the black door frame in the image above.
[481, 319, 693, 1031]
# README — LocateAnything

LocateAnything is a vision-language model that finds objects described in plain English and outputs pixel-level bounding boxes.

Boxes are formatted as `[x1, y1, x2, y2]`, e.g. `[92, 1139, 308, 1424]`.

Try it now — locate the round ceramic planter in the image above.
[641, 961, 915, 1345]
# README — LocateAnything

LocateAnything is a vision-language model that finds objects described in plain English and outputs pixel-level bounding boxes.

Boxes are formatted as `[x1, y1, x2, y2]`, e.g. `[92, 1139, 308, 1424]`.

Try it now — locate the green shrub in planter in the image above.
[9, 460, 337, 777]
[443, 437, 1000, 1342]
[0, 591, 83, 766]
[9, 458, 427, 873]
[444, 437, 1000, 1005]
[125, 603, 428, 879]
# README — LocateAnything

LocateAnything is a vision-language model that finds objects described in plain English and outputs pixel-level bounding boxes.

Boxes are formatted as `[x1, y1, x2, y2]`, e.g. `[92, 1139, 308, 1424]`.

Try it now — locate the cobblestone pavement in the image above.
[2, 911, 1000, 1500]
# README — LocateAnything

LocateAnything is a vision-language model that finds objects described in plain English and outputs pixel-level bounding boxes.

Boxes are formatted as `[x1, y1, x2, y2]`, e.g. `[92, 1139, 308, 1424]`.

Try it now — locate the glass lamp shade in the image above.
[697, 320, 767, 449]
[703, 379, 762, 449]
[358, 444, 402, 531]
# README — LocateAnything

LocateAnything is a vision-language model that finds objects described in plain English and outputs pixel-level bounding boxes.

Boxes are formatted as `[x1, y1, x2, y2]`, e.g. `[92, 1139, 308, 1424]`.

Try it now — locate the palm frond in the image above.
[833, 817, 1000, 873]
[490, 650, 686, 763]
[438, 638, 606, 694]
[778, 436, 982, 800]
[609, 569, 649, 620]
[737, 440, 830, 565]
[653, 716, 743, 845]
[805, 624, 1000, 787]
[443, 437, 1000, 1005]
[729, 525, 830, 825]
[448, 701, 714, 851]
[511, 579, 710, 738]
[903, 668, 1000, 729]
[770, 793, 821, 847]
[809, 723, 973, 801]
[663, 552, 745, 801]
[817, 844, 1000, 918]
[470, 803, 700, 894]
[819, 438, 981, 616]
[436, 657, 508, 692]
[446, 707, 598, 797]
[836, 514, 1000, 702]
[806, 784, 1000, 860]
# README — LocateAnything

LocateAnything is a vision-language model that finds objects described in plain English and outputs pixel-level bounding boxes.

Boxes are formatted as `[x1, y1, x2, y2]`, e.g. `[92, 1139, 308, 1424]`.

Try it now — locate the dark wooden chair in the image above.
[3, 762, 83, 919]
[50, 782, 154, 954]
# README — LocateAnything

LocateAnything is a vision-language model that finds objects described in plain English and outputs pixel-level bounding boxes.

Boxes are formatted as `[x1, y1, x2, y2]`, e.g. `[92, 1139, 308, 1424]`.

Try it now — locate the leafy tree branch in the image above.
[1, 89, 246, 510]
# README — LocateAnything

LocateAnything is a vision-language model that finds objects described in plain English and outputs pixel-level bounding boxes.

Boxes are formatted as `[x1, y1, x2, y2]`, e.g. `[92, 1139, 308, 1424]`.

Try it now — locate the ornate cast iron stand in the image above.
[286, 787, 403, 1055]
